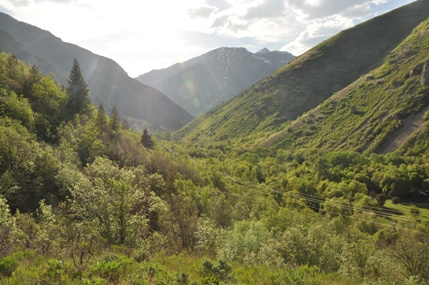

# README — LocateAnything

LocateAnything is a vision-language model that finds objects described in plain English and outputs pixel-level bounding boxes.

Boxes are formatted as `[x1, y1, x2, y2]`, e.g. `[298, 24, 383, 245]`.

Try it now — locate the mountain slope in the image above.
[176, 0, 429, 144]
[0, 12, 193, 130]
[0, 28, 67, 83]
[258, 17, 429, 154]
[136, 47, 295, 116]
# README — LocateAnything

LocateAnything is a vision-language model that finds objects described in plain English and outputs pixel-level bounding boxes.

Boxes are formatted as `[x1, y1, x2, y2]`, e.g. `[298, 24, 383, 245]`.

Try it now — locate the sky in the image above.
[0, 0, 416, 77]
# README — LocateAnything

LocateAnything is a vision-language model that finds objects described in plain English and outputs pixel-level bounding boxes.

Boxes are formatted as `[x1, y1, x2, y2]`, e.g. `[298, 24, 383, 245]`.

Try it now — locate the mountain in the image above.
[259, 16, 429, 154]
[136, 47, 295, 116]
[0, 12, 193, 130]
[175, 0, 429, 149]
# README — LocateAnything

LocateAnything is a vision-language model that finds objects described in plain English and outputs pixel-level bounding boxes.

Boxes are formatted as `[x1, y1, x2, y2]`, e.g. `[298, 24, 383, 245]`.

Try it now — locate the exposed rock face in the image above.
[410, 62, 424, 77]
[421, 61, 429, 86]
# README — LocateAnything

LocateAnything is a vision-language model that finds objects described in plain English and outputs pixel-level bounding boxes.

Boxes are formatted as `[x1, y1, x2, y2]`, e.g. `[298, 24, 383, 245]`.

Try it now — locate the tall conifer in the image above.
[96, 104, 108, 132]
[66, 58, 91, 117]
[110, 105, 121, 131]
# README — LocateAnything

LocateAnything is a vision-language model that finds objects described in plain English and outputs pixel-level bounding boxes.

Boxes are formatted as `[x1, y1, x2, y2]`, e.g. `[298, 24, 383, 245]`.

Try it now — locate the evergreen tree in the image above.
[141, 128, 154, 149]
[96, 104, 108, 133]
[122, 119, 130, 130]
[66, 58, 92, 117]
[110, 105, 121, 132]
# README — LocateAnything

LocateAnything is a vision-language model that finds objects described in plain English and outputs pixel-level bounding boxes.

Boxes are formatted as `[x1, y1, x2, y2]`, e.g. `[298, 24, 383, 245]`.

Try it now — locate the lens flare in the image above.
[192, 98, 201, 108]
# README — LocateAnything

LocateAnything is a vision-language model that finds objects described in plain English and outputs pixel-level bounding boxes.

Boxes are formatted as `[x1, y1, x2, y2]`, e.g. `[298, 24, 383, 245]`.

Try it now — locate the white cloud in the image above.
[0, 0, 416, 76]
[281, 16, 354, 55]
[188, 6, 217, 19]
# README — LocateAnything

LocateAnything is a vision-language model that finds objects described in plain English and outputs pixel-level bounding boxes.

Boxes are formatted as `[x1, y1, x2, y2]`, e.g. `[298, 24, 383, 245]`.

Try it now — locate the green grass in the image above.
[384, 199, 429, 222]
[151, 254, 361, 285]
[258, 17, 429, 154]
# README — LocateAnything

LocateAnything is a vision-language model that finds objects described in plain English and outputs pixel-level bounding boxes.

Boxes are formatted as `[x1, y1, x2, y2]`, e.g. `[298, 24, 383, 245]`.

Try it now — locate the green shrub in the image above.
[0, 251, 25, 277]
[94, 254, 133, 284]
[133, 250, 150, 263]
[410, 204, 420, 216]
[202, 259, 234, 284]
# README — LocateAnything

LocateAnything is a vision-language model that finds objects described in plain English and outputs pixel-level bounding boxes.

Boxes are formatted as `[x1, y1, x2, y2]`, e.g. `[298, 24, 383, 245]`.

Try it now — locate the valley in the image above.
[1, 1, 429, 284]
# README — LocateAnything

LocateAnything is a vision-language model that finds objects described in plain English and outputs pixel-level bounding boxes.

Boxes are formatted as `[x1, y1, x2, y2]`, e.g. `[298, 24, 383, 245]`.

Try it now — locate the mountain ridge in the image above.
[136, 47, 295, 116]
[259, 17, 429, 154]
[0, 12, 193, 130]
[175, 0, 429, 149]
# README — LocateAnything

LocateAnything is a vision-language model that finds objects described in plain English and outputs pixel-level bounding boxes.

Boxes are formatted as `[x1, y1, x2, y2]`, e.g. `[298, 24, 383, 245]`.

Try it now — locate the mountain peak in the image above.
[136, 46, 295, 116]
[256, 48, 270, 54]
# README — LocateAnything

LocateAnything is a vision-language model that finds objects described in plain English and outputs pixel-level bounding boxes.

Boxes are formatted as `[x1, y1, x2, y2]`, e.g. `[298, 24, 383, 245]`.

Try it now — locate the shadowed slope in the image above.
[0, 13, 193, 130]
[137, 47, 294, 116]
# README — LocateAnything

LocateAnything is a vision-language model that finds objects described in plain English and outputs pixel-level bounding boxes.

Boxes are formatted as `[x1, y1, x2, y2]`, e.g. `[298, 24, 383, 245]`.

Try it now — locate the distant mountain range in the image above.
[0, 12, 193, 130]
[176, 0, 429, 154]
[136, 47, 295, 116]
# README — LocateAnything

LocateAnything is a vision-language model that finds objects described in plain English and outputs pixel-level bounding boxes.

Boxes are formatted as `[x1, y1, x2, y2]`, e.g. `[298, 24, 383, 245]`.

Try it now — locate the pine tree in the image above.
[141, 128, 154, 149]
[122, 119, 130, 130]
[66, 58, 92, 117]
[110, 105, 121, 132]
[96, 104, 108, 132]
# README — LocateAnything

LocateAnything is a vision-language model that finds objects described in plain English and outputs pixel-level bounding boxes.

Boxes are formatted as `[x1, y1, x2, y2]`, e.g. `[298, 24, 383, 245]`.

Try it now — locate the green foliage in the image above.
[141, 128, 154, 149]
[0, 251, 25, 277]
[409, 204, 420, 216]
[66, 58, 92, 118]
[95, 104, 108, 133]
[0, 196, 16, 257]
[3, 38, 429, 284]
[109, 105, 120, 133]
[71, 157, 150, 246]
[392, 233, 429, 280]
[0, 91, 34, 130]
[93, 254, 133, 284]
[202, 259, 234, 284]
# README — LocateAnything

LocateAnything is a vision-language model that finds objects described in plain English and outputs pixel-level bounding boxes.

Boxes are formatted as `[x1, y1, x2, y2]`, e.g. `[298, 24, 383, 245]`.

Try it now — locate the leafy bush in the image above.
[409, 204, 420, 216]
[0, 251, 25, 277]
[133, 250, 150, 263]
[202, 259, 234, 284]
[93, 254, 133, 284]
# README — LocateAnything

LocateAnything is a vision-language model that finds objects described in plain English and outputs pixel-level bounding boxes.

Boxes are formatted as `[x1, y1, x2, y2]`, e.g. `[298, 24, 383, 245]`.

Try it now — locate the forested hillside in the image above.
[1, 51, 429, 284]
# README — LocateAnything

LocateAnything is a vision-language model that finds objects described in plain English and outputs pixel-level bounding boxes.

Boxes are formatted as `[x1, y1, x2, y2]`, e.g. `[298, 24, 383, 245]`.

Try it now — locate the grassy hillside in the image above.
[260, 17, 429, 154]
[176, 0, 429, 145]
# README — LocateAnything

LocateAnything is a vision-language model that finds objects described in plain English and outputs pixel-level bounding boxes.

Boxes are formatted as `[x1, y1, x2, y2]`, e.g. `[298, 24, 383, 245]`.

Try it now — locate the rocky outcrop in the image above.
[410, 62, 424, 77]
[421, 60, 429, 86]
